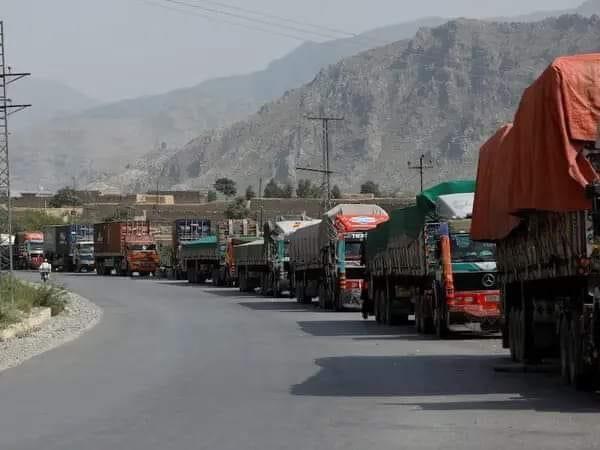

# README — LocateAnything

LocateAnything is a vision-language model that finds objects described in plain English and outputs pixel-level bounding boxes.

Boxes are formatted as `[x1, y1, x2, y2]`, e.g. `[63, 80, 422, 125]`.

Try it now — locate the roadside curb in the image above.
[0, 289, 103, 373]
[0, 307, 52, 341]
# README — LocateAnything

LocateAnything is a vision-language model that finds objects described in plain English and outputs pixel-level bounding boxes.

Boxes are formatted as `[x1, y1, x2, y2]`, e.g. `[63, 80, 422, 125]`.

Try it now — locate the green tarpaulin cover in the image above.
[366, 180, 476, 259]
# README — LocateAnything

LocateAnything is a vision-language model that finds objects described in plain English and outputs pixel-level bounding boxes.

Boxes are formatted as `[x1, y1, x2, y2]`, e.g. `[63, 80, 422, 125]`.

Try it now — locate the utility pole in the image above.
[305, 115, 343, 208]
[408, 154, 434, 193]
[0, 21, 31, 279]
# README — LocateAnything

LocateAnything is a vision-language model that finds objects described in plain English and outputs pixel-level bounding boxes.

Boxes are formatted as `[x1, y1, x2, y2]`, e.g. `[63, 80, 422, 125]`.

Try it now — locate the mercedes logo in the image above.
[482, 273, 496, 288]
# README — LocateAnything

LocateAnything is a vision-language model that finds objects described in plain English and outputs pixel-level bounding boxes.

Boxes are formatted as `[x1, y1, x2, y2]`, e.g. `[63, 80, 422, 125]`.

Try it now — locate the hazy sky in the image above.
[3, 0, 584, 102]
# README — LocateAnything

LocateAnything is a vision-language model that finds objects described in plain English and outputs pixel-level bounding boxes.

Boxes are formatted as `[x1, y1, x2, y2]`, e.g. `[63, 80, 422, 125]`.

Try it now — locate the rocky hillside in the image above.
[114, 14, 600, 194]
[15, 0, 600, 193]
[11, 17, 448, 193]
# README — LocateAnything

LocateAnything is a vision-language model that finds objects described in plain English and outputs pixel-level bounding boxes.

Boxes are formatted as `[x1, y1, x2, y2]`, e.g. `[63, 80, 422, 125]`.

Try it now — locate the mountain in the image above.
[10, 17, 448, 193]
[115, 14, 600, 194]
[13, 0, 600, 192]
[10, 78, 98, 129]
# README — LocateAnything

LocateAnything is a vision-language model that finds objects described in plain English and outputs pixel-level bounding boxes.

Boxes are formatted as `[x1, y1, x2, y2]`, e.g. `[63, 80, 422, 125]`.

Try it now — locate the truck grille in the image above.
[454, 272, 498, 291]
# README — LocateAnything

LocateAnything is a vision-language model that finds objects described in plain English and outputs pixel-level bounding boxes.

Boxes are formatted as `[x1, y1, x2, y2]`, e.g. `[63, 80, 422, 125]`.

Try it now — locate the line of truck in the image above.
[9, 52, 600, 393]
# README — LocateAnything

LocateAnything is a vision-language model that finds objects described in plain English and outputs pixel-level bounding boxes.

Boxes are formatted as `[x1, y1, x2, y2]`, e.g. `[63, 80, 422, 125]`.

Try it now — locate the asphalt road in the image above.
[1, 274, 600, 449]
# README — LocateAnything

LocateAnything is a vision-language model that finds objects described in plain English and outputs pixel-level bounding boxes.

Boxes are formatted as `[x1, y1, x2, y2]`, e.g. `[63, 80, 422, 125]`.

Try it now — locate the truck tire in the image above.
[508, 306, 525, 362]
[568, 314, 594, 391]
[433, 283, 448, 338]
[559, 315, 571, 385]
[375, 290, 383, 324]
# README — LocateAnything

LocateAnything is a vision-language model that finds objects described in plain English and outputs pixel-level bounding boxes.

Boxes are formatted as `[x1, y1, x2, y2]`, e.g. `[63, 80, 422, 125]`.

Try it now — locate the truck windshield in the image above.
[345, 241, 364, 260]
[128, 244, 156, 251]
[30, 243, 44, 252]
[450, 234, 495, 262]
[78, 244, 94, 255]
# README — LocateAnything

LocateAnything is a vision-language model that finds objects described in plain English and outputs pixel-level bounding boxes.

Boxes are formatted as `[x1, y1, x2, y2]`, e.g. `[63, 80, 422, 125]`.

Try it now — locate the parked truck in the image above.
[181, 219, 259, 285]
[44, 224, 95, 272]
[289, 204, 389, 310]
[93, 221, 160, 276]
[233, 239, 265, 293]
[260, 218, 321, 297]
[14, 231, 44, 270]
[173, 219, 211, 279]
[472, 54, 600, 389]
[365, 182, 500, 335]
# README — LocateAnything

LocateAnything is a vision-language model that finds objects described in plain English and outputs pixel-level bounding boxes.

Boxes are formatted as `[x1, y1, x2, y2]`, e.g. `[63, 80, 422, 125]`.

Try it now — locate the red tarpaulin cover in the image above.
[472, 54, 600, 241]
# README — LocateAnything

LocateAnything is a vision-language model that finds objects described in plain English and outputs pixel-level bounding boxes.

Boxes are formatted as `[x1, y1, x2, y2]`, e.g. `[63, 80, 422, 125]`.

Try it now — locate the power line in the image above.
[141, 0, 389, 47]
[160, 0, 344, 41]
[140, 0, 313, 42]
[182, 0, 358, 39]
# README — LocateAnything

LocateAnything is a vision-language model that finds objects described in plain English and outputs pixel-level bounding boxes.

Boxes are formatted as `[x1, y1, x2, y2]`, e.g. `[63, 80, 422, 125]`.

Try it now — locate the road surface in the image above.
[1, 274, 600, 450]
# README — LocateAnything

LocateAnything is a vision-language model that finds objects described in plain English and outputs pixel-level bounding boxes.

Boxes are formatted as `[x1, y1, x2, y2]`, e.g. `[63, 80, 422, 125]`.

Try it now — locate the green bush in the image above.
[0, 276, 68, 328]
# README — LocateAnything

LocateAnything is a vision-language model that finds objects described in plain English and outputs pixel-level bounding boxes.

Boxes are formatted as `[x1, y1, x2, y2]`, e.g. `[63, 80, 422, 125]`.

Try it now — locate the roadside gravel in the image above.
[0, 291, 102, 372]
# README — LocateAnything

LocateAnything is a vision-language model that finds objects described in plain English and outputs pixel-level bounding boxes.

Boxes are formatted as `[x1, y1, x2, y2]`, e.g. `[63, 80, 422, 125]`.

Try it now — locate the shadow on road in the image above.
[202, 288, 259, 298]
[297, 320, 415, 337]
[290, 355, 600, 412]
[238, 301, 320, 312]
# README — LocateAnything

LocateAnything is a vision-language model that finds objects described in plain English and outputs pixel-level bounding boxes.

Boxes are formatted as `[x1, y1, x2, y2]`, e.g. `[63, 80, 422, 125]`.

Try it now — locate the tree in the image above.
[225, 197, 250, 219]
[263, 179, 283, 198]
[282, 183, 294, 198]
[360, 181, 381, 197]
[296, 179, 321, 198]
[13, 210, 66, 232]
[49, 187, 83, 208]
[214, 178, 237, 197]
[331, 185, 342, 199]
[245, 185, 256, 201]
[207, 190, 217, 202]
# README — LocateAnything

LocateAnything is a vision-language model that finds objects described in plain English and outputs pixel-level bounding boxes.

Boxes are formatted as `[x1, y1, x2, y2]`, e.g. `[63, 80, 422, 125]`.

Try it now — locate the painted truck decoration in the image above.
[14, 231, 44, 270]
[365, 181, 500, 335]
[172, 219, 211, 279]
[288, 204, 389, 310]
[93, 221, 159, 276]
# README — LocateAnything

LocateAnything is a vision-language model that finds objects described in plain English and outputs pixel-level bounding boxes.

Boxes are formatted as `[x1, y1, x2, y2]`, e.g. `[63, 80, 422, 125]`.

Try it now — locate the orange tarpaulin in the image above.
[472, 54, 600, 241]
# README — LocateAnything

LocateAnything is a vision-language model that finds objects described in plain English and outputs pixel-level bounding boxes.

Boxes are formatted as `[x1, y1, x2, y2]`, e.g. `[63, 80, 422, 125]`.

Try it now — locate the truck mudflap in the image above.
[447, 290, 502, 332]
[340, 279, 365, 310]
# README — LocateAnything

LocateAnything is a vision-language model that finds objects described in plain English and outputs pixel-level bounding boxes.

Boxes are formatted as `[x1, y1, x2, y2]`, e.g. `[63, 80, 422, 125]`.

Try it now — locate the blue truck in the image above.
[44, 224, 95, 272]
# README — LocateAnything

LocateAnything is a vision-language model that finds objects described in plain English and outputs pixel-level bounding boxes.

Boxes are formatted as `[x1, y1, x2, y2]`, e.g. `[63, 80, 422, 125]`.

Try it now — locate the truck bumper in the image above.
[447, 308, 502, 333]
[340, 292, 363, 310]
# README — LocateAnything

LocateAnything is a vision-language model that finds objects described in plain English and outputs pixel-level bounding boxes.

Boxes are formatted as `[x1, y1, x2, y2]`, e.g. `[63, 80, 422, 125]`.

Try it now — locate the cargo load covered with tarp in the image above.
[367, 181, 476, 277]
[180, 236, 219, 261]
[288, 221, 322, 270]
[472, 54, 600, 241]
[233, 239, 265, 266]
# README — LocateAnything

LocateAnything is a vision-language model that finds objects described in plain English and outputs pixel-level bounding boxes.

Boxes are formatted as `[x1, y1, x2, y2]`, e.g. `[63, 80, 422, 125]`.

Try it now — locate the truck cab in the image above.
[338, 231, 369, 309]
[432, 221, 500, 333]
[74, 241, 95, 272]
[124, 239, 159, 275]
[332, 213, 389, 311]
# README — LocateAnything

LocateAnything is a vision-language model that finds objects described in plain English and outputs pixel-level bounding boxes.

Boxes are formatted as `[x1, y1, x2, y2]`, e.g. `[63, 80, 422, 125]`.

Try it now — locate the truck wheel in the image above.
[274, 279, 282, 298]
[569, 314, 594, 391]
[509, 306, 525, 362]
[559, 315, 571, 385]
[375, 290, 383, 324]
[433, 284, 448, 338]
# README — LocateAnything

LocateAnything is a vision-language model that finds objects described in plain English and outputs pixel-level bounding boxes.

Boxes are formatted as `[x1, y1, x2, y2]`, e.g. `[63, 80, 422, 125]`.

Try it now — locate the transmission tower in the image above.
[0, 21, 31, 274]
